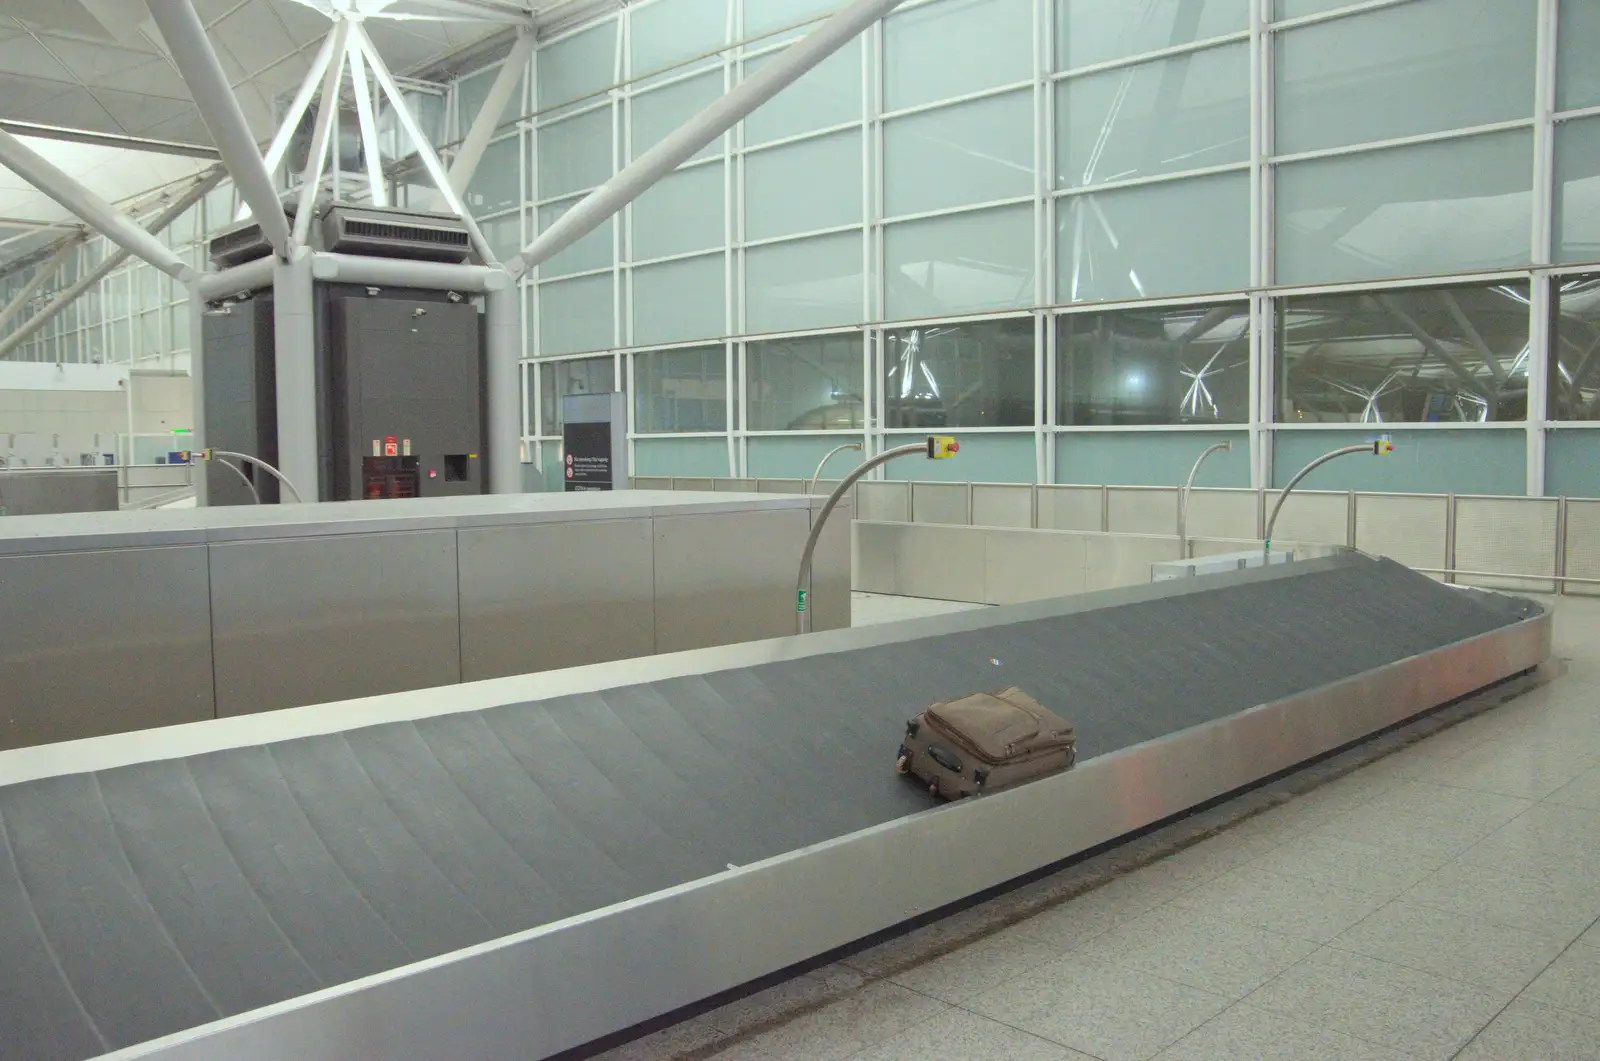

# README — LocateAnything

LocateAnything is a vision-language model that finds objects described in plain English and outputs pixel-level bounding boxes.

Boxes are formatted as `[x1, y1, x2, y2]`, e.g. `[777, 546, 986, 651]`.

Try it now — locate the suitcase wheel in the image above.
[905, 718, 920, 738]
[895, 746, 911, 775]
[928, 779, 939, 798]
[973, 768, 989, 790]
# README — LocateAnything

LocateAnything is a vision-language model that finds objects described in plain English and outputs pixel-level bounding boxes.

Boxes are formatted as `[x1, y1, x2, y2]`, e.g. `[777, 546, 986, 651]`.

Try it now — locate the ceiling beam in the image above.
[0, 120, 220, 160]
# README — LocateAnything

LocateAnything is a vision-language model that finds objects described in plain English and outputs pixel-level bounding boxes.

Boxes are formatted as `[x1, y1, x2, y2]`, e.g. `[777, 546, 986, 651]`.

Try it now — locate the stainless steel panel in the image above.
[1454, 495, 1559, 593]
[674, 477, 715, 492]
[1269, 490, 1349, 547]
[971, 483, 1033, 528]
[1083, 533, 1180, 592]
[1184, 488, 1260, 542]
[209, 530, 461, 716]
[1036, 485, 1102, 531]
[653, 508, 814, 653]
[1107, 486, 1178, 535]
[0, 545, 213, 750]
[107, 604, 1549, 1061]
[810, 497, 853, 631]
[1565, 499, 1600, 597]
[982, 528, 1086, 603]
[458, 518, 656, 681]
[756, 478, 806, 493]
[910, 482, 969, 525]
[1354, 493, 1448, 572]
[856, 480, 910, 522]
[851, 521, 988, 602]
[631, 476, 673, 490]
[0, 468, 119, 515]
[715, 478, 758, 492]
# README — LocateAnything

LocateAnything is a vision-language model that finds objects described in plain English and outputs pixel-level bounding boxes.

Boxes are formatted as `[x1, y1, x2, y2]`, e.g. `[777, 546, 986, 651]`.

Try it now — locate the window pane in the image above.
[1558, 0, 1600, 112]
[538, 273, 614, 355]
[883, 317, 1034, 428]
[746, 130, 861, 240]
[1274, 0, 1360, 19]
[634, 345, 727, 432]
[745, 0, 835, 35]
[1273, 0, 1535, 157]
[885, 204, 1034, 319]
[632, 252, 725, 344]
[632, 162, 724, 260]
[1057, 302, 1249, 425]
[885, 90, 1031, 217]
[1055, 42, 1248, 190]
[480, 213, 522, 262]
[632, 71, 724, 163]
[883, 0, 1032, 112]
[746, 333, 864, 430]
[1055, 0, 1247, 72]
[1551, 274, 1600, 421]
[1277, 282, 1531, 424]
[536, 196, 614, 277]
[631, 0, 727, 78]
[457, 64, 524, 136]
[1056, 170, 1248, 302]
[465, 136, 521, 216]
[538, 21, 617, 112]
[1555, 116, 1600, 265]
[746, 231, 864, 332]
[1274, 130, 1533, 285]
[537, 108, 612, 197]
[742, 45, 860, 149]
[540, 356, 615, 434]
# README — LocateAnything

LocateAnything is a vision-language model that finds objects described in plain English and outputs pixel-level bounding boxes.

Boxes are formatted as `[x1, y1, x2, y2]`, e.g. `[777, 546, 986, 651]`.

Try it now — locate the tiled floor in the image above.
[600, 594, 1600, 1061]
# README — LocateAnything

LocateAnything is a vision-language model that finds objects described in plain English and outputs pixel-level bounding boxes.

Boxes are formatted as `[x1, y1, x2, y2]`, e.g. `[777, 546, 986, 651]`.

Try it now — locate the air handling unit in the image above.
[200, 203, 486, 505]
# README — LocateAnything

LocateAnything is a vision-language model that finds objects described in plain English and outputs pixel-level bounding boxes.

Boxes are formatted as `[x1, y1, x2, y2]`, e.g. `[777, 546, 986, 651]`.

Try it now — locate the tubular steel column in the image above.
[273, 250, 319, 503]
[484, 279, 523, 494]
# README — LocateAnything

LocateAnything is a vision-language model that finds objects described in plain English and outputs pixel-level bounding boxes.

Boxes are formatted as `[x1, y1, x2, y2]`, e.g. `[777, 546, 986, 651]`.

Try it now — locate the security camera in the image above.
[446, 291, 463, 303]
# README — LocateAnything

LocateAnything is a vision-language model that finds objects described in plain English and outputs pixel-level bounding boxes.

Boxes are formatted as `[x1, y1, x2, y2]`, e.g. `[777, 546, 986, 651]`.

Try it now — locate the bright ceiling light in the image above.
[282, 0, 532, 21]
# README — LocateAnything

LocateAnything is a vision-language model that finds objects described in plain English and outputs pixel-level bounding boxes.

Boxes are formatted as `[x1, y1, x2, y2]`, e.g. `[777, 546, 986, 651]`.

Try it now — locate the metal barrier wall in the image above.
[633, 477, 1599, 596]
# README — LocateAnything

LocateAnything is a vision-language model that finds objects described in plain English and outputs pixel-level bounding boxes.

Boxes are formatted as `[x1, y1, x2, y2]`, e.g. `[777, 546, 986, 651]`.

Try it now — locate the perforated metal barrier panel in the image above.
[856, 480, 910, 522]
[1269, 491, 1349, 548]
[1355, 494, 1448, 573]
[1037, 485, 1102, 531]
[971, 483, 1034, 528]
[910, 482, 969, 525]
[1106, 487, 1179, 535]
[1185, 489, 1261, 541]
[1565, 500, 1600, 597]
[1454, 496, 1559, 593]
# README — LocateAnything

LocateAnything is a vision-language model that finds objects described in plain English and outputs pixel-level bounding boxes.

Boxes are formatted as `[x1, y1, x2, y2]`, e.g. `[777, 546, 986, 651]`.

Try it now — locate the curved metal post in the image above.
[809, 442, 864, 494]
[1265, 442, 1383, 555]
[204, 448, 304, 504]
[1177, 440, 1232, 560]
[796, 442, 925, 634]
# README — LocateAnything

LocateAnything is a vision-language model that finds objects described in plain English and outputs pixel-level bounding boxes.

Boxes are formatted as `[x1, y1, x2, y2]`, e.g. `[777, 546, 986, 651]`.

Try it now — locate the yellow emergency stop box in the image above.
[927, 436, 960, 459]
[1373, 438, 1394, 455]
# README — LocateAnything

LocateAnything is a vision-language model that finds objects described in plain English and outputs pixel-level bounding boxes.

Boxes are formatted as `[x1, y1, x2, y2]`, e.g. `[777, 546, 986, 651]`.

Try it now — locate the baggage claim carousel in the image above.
[0, 553, 1550, 1061]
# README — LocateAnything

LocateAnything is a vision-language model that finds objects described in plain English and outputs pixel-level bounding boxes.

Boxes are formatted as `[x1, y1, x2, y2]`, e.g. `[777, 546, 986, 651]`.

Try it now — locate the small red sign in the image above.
[384, 435, 398, 457]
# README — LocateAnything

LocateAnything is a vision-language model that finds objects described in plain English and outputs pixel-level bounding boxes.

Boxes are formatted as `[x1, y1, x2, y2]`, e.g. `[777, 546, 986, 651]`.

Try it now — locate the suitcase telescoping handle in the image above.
[926, 744, 963, 774]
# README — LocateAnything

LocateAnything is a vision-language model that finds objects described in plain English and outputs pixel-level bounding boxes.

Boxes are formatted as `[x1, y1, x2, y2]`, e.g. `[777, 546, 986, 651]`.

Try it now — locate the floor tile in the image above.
[1403, 858, 1600, 940]
[1547, 763, 1600, 812]
[715, 981, 948, 1061]
[841, 907, 1006, 979]
[887, 929, 1062, 1003]
[1524, 942, 1600, 1019]
[1077, 902, 1318, 999]
[1583, 920, 1600, 947]
[1455, 998, 1600, 1061]
[1151, 1002, 1416, 1061]
[588, 1019, 732, 1061]
[701, 965, 869, 1035]
[1243, 948, 1505, 1061]
[1239, 832, 1445, 900]
[1312, 782, 1532, 860]
[1170, 865, 1387, 942]
[849, 1008, 1096, 1061]
[1462, 803, 1600, 872]
[1408, 740, 1597, 800]
[970, 955, 1231, 1061]
[1330, 900, 1568, 994]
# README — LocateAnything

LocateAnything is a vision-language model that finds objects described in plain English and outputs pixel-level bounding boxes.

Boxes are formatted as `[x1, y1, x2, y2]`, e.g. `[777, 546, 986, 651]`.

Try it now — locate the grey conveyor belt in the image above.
[0, 555, 1541, 1061]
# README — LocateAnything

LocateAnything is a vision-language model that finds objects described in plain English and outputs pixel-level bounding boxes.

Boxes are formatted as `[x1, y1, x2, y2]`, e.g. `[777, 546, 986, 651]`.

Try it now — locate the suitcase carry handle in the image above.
[927, 744, 963, 773]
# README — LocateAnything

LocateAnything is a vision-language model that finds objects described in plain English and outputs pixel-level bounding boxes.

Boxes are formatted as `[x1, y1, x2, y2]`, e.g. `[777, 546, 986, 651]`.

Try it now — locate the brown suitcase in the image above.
[896, 686, 1076, 800]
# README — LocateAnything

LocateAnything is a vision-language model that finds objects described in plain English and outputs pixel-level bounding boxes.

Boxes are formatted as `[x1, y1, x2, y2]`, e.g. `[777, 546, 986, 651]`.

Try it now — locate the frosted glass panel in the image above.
[883, 0, 1032, 111]
[632, 71, 724, 163]
[742, 41, 861, 145]
[633, 436, 729, 476]
[885, 90, 1031, 217]
[538, 21, 617, 110]
[1274, 0, 1536, 156]
[631, 0, 727, 77]
[1274, 0, 1358, 18]
[1055, 0, 1248, 72]
[633, 162, 725, 260]
[456, 64, 524, 134]
[465, 136, 521, 215]
[480, 213, 522, 261]
[1056, 171, 1248, 302]
[1055, 43, 1248, 190]
[1558, 0, 1600, 111]
[632, 253, 725, 344]
[885, 204, 1034, 318]
[746, 231, 864, 332]
[1275, 130, 1533, 285]
[745, 131, 862, 241]
[1057, 431, 1250, 486]
[745, 0, 835, 35]
[536, 108, 611, 197]
[536, 196, 614, 277]
[881, 432, 1036, 482]
[1273, 429, 1523, 495]
[1555, 117, 1600, 265]
[634, 345, 727, 432]
[538, 274, 615, 355]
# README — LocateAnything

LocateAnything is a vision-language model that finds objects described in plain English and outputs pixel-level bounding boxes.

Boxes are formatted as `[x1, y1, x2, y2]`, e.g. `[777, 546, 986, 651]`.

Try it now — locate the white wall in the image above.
[0, 362, 192, 465]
